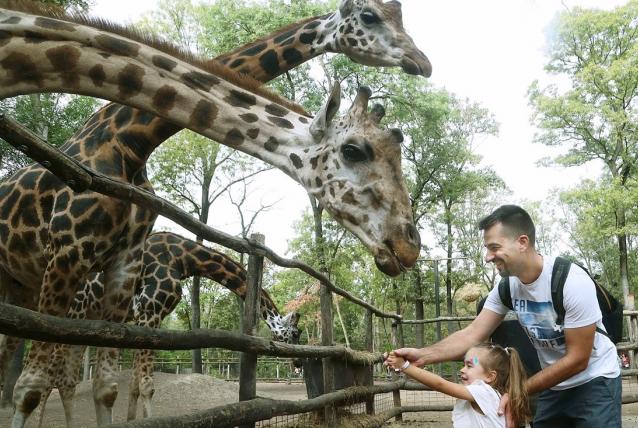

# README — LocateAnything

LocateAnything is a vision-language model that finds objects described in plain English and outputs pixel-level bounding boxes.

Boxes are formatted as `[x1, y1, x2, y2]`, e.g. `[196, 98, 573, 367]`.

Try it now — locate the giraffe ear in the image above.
[339, 0, 354, 15]
[310, 82, 342, 141]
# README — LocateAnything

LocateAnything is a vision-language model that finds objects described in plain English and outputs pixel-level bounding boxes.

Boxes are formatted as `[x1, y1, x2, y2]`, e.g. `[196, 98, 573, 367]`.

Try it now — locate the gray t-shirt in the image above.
[483, 256, 620, 390]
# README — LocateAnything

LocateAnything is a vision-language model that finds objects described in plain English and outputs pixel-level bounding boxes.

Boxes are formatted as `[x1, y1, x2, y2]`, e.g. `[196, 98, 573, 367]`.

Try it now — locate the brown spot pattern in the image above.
[0, 52, 43, 87]
[34, 17, 76, 32]
[95, 34, 140, 57]
[153, 85, 178, 113]
[188, 100, 218, 131]
[267, 116, 294, 129]
[181, 71, 220, 91]
[224, 129, 244, 146]
[88, 64, 106, 87]
[117, 64, 144, 99]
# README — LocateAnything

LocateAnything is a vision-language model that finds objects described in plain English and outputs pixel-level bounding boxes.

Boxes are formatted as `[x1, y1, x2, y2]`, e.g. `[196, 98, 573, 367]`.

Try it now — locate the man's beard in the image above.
[495, 260, 511, 277]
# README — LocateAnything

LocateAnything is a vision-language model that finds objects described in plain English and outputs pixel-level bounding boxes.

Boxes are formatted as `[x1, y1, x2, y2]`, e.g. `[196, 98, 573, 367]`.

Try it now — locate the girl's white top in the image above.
[452, 380, 505, 428]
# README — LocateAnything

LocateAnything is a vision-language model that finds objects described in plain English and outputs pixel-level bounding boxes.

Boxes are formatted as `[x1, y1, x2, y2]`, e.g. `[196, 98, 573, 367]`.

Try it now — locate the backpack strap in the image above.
[498, 277, 513, 311]
[550, 257, 611, 339]
[551, 256, 571, 325]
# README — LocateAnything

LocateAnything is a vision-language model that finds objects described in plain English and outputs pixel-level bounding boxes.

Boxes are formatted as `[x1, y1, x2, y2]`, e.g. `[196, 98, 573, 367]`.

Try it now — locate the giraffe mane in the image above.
[2, 0, 311, 117]
[260, 288, 280, 314]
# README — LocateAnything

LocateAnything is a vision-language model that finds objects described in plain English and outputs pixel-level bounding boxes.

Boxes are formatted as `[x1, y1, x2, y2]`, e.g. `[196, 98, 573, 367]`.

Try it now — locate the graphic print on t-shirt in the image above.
[513, 299, 565, 349]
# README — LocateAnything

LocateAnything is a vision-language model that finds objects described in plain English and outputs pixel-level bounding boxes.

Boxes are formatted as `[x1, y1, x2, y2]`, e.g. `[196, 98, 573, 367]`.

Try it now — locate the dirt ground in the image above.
[1, 371, 638, 427]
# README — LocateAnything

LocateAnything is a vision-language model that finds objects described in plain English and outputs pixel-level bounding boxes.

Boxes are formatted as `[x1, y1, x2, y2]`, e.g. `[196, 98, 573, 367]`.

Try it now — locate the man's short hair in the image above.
[478, 205, 536, 246]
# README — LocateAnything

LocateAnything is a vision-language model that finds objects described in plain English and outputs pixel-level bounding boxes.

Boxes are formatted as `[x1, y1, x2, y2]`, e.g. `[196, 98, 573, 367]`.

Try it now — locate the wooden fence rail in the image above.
[0, 302, 381, 365]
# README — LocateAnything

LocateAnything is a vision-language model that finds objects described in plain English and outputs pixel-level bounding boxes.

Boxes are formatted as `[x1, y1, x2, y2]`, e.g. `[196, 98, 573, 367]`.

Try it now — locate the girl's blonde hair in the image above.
[473, 343, 531, 424]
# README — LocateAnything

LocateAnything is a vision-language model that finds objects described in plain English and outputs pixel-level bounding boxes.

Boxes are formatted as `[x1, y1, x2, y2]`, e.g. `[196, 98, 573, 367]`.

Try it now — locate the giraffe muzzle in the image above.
[401, 51, 432, 78]
[375, 222, 421, 276]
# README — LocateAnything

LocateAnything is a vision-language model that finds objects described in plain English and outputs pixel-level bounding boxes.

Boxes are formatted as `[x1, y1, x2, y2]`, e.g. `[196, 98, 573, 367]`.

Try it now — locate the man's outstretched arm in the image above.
[391, 308, 505, 366]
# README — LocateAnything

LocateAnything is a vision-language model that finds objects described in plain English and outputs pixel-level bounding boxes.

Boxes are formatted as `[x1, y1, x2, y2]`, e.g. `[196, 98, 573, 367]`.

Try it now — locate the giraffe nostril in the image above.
[405, 223, 420, 246]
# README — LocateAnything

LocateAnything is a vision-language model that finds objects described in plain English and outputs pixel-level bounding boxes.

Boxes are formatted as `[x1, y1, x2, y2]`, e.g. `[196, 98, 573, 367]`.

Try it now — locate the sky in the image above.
[89, 0, 629, 256]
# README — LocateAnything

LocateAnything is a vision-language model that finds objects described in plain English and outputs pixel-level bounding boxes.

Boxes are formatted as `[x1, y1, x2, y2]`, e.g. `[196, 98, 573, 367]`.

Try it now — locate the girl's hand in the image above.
[384, 352, 405, 370]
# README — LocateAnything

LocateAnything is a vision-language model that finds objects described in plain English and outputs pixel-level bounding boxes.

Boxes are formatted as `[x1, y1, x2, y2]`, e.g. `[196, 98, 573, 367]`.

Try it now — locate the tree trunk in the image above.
[445, 205, 455, 334]
[333, 296, 349, 348]
[616, 207, 633, 309]
[191, 275, 203, 374]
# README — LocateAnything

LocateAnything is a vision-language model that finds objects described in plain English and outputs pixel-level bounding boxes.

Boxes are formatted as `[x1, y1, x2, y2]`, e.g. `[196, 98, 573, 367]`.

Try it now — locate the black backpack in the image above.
[497, 256, 624, 343]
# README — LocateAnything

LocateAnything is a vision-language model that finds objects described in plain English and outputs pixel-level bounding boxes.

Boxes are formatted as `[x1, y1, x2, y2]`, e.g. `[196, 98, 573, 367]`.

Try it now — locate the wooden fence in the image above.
[2, 113, 638, 427]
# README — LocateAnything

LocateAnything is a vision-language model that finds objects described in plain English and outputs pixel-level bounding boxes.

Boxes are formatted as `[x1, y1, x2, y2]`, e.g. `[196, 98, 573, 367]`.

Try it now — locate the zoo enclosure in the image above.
[3, 114, 638, 428]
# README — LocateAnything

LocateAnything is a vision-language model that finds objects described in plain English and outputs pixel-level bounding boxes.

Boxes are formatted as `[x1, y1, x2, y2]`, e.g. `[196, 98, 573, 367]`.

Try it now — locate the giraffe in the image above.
[34, 231, 300, 425]
[0, 2, 424, 426]
[0, 0, 431, 420]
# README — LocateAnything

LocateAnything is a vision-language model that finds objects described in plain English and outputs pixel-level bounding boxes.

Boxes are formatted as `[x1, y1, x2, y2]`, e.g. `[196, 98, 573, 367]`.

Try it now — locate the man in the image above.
[390, 205, 620, 427]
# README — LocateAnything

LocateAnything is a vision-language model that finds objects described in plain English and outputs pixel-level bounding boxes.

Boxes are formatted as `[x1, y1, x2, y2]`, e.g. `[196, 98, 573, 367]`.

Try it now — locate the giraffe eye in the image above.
[341, 143, 368, 163]
[361, 10, 381, 25]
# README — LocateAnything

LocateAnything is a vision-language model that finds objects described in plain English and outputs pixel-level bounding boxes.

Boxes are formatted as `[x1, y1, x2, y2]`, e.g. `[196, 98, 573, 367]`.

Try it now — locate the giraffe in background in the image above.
[35, 232, 300, 425]
[0, 2, 424, 426]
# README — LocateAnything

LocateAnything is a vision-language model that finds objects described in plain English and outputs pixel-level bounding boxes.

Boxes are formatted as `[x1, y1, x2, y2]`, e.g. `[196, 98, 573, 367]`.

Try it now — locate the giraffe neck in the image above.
[0, 10, 315, 183]
[214, 12, 339, 82]
[60, 12, 342, 180]
[156, 233, 285, 330]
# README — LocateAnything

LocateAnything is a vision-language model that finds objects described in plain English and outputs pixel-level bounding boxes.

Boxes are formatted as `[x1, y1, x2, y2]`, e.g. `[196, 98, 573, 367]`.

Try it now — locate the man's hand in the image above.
[498, 392, 516, 428]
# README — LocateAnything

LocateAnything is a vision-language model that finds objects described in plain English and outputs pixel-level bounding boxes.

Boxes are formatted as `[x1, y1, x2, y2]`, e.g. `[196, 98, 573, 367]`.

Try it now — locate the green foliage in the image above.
[529, 1, 638, 303]
[558, 177, 638, 296]
[38, 0, 90, 12]
[0, 94, 101, 178]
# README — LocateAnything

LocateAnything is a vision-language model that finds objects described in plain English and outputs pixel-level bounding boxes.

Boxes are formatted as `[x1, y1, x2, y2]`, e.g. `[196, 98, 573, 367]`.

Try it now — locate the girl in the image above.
[386, 343, 529, 427]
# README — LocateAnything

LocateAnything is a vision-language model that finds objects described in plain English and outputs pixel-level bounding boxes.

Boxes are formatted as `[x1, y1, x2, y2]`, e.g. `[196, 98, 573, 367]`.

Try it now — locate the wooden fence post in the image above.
[321, 281, 337, 427]
[239, 233, 264, 428]
[391, 321, 402, 422]
[364, 308, 375, 415]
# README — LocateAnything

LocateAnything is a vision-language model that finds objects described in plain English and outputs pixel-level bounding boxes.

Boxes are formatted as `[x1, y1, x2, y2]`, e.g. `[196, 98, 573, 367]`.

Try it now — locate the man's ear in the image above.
[517, 234, 530, 251]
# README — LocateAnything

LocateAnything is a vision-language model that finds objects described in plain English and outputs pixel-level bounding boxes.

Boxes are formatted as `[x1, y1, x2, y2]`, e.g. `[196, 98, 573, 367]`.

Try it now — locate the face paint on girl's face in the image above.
[459, 348, 491, 385]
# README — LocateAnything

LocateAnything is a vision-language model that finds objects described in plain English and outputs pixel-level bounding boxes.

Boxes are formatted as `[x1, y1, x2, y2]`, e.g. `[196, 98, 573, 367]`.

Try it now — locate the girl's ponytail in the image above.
[505, 347, 531, 424]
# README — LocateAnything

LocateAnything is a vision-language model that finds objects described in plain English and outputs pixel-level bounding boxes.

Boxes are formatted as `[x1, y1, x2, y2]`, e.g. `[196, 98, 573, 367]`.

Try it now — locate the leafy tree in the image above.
[0, 94, 102, 178]
[557, 178, 638, 298]
[529, 1, 638, 306]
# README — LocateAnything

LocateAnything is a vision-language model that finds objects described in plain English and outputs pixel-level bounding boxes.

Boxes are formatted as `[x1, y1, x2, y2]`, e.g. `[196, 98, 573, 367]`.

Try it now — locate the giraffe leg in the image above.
[126, 351, 141, 420]
[52, 343, 86, 428]
[128, 292, 180, 420]
[93, 252, 144, 426]
[59, 385, 76, 428]
[0, 335, 21, 388]
[34, 387, 52, 428]
[12, 252, 90, 428]
[138, 349, 155, 419]
[0, 274, 33, 389]
[92, 347, 119, 426]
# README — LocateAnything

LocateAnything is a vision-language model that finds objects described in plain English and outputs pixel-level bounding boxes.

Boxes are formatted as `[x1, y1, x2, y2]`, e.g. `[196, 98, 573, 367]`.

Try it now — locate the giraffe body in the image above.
[0, 1, 425, 425]
[34, 232, 299, 423]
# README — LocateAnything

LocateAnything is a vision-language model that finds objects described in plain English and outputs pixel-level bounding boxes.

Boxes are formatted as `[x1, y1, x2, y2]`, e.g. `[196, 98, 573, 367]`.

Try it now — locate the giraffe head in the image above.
[299, 83, 420, 276]
[269, 311, 301, 344]
[334, 0, 432, 77]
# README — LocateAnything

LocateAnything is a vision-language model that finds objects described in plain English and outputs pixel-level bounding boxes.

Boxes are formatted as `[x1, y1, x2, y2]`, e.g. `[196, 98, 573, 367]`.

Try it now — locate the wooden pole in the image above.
[391, 322, 402, 422]
[364, 308, 375, 415]
[320, 282, 337, 427]
[239, 233, 264, 428]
